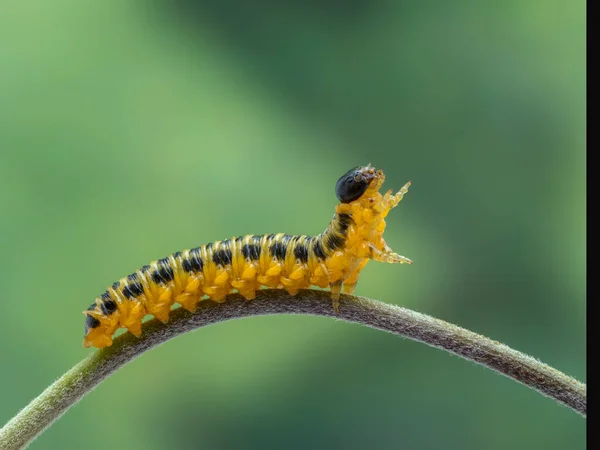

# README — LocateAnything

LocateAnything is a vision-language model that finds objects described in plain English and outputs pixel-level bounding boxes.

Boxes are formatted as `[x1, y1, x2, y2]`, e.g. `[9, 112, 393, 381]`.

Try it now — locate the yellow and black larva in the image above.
[83, 165, 412, 348]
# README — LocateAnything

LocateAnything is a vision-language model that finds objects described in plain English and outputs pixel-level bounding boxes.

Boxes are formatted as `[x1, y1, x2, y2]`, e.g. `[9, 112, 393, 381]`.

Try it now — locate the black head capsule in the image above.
[335, 165, 378, 203]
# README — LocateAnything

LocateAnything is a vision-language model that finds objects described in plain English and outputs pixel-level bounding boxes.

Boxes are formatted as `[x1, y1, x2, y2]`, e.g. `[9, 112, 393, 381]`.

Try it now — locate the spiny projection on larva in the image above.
[83, 165, 412, 348]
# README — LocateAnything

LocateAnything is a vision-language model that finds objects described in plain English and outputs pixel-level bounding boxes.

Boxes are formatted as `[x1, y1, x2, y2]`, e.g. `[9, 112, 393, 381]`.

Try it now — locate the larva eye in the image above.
[336, 166, 371, 203]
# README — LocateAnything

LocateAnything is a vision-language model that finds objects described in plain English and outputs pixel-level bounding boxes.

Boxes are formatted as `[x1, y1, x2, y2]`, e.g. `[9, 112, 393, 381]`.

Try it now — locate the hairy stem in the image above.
[0, 290, 586, 449]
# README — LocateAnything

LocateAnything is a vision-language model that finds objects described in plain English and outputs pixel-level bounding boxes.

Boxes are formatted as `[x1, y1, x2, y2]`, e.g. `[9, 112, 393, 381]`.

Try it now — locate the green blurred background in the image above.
[0, 0, 585, 449]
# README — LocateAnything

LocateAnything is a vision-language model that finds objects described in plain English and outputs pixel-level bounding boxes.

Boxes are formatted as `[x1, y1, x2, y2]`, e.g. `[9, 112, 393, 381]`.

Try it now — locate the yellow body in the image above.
[83, 167, 412, 348]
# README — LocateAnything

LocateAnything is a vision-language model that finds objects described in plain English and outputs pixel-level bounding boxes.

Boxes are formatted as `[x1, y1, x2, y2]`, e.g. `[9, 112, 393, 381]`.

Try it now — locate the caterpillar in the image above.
[83, 165, 412, 348]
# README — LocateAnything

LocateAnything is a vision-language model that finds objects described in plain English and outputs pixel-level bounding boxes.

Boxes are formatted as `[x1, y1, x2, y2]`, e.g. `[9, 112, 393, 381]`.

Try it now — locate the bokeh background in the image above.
[0, 0, 585, 449]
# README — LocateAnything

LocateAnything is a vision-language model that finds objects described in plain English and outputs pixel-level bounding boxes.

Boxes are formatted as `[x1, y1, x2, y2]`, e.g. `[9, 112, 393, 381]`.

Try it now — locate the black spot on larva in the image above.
[141, 265, 151, 273]
[205, 242, 213, 252]
[158, 258, 174, 280]
[213, 248, 232, 266]
[326, 233, 345, 250]
[221, 240, 234, 262]
[153, 259, 174, 283]
[122, 285, 134, 298]
[191, 257, 203, 272]
[280, 234, 294, 258]
[150, 260, 173, 284]
[294, 243, 309, 263]
[313, 239, 326, 259]
[251, 236, 263, 258]
[111, 281, 120, 290]
[158, 266, 174, 282]
[235, 236, 243, 243]
[100, 291, 111, 301]
[338, 213, 352, 233]
[85, 315, 101, 335]
[173, 251, 182, 259]
[87, 303, 97, 311]
[224, 247, 233, 263]
[127, 273, 138, 282]
[242, 244, 260, 260]
[212, 250, 224, 265]
[270, 236, 289, 260]
[132, 282, 144, 295]
[123, 280, 144, 298]
[151, 271, 164, 284]
[100, 299, 117, 315]
[189, 247, 204, 272]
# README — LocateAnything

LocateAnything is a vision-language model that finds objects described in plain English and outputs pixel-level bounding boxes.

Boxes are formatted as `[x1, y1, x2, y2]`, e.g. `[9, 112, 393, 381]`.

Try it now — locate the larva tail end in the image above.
[83, 309, 114, 348]
[82, 329, 113, 348]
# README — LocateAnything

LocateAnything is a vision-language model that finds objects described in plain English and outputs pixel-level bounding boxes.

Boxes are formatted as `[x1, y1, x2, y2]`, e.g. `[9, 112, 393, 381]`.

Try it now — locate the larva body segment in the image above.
[83, 165, 412, 348]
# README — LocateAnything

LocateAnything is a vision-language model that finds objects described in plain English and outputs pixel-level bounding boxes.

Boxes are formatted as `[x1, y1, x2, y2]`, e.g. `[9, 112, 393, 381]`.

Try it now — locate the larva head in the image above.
[83, 303, 118, 348]
[335, 165, 384, 203]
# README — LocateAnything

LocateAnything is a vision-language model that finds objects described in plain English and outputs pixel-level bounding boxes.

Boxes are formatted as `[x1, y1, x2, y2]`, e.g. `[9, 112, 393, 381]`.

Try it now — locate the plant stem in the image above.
[0, 290, 586, 449]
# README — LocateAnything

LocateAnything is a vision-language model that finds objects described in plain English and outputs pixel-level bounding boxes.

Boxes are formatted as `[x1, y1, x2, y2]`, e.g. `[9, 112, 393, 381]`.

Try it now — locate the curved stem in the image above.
[0, 290, 586, 449]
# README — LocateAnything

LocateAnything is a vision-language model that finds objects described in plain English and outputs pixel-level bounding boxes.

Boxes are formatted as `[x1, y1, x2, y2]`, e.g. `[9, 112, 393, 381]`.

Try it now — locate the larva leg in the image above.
[341, 271, 358, 295]
[384, 181, 411, 209]
[329, 280, 342, 313]
[342, 259, 368, 294]
[342, 271, 360, 295]
[342, 282, 356, 295]
[237, 285, 257, 300]
[369, 243, 413, 264]
[234, 260, 259, 300]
